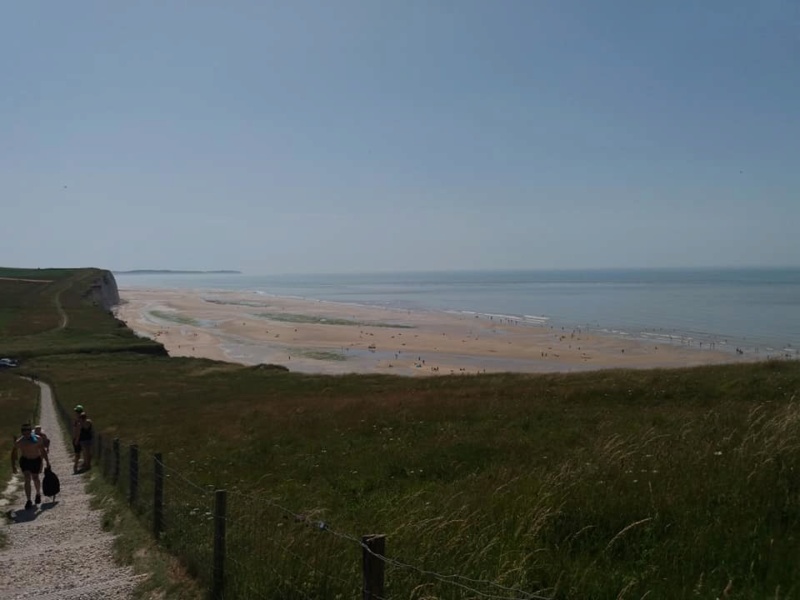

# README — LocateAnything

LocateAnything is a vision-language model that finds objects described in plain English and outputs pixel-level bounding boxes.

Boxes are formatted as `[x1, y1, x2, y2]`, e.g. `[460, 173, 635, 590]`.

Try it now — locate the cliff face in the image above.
[87, 270, 121, 310]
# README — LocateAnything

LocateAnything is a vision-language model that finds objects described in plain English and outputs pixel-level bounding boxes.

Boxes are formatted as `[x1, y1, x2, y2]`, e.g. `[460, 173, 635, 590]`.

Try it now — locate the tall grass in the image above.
[33, 351, 800, 598]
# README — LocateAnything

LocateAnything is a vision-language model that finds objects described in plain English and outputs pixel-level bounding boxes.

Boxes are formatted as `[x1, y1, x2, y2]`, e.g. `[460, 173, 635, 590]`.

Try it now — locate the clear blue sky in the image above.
[1, 1, 798, 273]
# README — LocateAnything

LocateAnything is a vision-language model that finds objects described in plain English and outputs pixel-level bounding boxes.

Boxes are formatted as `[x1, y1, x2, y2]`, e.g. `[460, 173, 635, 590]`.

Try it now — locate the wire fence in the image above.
[54, 399, 545, 600]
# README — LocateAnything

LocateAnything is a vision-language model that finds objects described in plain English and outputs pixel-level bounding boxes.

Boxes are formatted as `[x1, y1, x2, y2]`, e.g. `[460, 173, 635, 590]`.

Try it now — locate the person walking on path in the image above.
[72, 404, 85, 472]
[34, 424, 50, 451]
[0, 381, 140, 599]
[10, 423, 51, 510]
[76, 412, 94, 472]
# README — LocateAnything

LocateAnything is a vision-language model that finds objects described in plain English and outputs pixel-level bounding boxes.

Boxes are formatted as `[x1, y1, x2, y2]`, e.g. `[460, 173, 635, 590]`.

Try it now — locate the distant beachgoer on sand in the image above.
[76, 413, 94, 472]
[72, 405, 85, 471]
[11, 423, 50, 510]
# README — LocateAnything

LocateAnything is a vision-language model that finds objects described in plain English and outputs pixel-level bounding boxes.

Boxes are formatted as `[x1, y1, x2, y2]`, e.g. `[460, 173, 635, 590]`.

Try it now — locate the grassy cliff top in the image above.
[0, 266, 165, 358]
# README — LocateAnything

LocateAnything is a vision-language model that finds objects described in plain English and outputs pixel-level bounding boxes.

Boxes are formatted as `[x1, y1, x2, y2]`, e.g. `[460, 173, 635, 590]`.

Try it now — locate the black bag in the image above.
[42, 466, 60, 500]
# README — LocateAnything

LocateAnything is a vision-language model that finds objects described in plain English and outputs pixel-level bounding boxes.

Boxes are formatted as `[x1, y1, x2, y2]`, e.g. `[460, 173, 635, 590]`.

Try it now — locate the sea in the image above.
[115, 268, 800, 358]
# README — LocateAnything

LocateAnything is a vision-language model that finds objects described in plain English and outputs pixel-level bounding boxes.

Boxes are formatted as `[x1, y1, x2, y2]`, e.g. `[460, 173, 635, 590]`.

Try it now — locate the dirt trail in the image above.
[55, 290, 68, 330]
[0, 381, 143, 599]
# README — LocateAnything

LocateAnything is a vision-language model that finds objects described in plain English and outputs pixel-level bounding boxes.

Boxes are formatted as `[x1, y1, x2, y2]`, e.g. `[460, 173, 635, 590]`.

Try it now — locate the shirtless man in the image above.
[11, 423, 51, 510]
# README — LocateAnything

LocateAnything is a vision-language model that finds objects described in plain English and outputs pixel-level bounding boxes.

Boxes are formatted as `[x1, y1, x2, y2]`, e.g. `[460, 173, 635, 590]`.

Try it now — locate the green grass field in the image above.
[0, 267, 165, 358]
[4, 266, 800, 598]
[0, 267, 78, 280]
[0, 279, 63, 336]
[28, 351, 800, 599]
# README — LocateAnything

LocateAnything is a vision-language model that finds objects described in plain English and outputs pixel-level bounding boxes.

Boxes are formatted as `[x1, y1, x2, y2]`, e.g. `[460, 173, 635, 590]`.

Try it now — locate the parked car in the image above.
[0, 358, 19, 368]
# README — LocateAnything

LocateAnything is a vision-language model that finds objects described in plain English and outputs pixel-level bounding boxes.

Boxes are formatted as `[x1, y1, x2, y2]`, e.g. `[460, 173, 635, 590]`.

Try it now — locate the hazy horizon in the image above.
[108, 264, 800, 278]
[2, 2, 798, 274]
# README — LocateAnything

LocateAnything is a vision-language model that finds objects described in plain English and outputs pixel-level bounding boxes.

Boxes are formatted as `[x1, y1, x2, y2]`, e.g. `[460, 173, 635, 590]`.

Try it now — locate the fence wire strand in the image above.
[92, 433, 547, 600]
[225, 487, 545, 600]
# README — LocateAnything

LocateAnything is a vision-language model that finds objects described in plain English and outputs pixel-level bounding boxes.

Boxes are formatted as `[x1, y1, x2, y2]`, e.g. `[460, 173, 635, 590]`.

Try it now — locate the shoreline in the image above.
[113, 287, 767, 376]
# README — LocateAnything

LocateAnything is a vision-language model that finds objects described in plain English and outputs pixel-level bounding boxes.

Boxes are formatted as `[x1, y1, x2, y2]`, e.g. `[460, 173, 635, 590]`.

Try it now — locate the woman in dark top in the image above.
[72, 405, 85, 472]
[77, 413, 93, 471]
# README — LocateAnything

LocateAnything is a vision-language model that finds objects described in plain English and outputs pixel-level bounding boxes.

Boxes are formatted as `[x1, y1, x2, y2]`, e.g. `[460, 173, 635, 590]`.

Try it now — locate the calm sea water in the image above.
[115, 268, 800, 355]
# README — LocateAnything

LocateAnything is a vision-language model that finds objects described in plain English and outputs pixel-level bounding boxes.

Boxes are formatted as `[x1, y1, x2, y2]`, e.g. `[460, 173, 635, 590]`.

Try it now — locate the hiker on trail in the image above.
[72, 404, 87, 472]
[34, 425, 50, 451]
[75, 412, 94, 472]
[11, 423, 50, 510]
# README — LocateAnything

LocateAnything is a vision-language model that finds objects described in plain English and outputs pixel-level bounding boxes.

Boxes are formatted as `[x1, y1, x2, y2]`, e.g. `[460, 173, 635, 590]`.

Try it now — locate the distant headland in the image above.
[114, 270, 242, 275]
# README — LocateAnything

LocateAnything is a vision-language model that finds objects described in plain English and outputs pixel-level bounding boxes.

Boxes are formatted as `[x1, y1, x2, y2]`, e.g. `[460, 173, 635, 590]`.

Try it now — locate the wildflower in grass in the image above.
[714, 451, 723, 456]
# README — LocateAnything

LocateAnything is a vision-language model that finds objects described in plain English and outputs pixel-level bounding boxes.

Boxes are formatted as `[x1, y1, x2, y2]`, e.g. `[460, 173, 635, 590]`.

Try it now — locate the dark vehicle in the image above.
[0, 358, 19, 368]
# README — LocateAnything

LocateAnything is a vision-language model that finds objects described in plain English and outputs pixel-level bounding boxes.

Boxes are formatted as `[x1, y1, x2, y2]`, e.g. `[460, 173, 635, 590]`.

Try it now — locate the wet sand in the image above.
[114, 288, 752, 376]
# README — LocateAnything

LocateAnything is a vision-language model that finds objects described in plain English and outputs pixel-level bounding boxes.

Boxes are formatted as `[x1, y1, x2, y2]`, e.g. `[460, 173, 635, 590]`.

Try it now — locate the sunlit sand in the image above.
[115, 288, 750, 376]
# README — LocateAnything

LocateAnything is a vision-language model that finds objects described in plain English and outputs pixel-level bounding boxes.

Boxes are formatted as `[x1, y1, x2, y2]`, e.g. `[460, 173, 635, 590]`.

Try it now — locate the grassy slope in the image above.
[0, 279, 63, 336]
[0, 267, 164, 358]
[5, 267, 800, 598]
[31, 351, 800, 599]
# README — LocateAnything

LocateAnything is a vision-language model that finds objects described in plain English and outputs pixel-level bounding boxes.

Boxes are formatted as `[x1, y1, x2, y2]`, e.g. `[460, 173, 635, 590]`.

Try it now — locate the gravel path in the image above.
[0, 381, 143, 599]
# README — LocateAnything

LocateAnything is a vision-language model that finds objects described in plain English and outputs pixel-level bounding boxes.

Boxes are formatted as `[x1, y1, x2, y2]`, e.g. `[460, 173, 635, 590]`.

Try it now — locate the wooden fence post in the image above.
[153, 453, 164, 538]
[362, 534, 386, 600]
[213, 489, 227, 600]
[129, 444, 139, 506]
[113, 438, 120, 484]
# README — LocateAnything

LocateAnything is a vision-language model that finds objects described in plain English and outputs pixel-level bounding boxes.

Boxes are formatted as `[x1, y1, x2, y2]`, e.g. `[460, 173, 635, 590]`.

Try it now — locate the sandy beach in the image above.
[114, 288, 751, 376]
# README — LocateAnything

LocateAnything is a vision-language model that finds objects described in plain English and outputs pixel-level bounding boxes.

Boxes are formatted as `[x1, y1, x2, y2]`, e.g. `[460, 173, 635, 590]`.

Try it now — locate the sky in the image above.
[1, 1, 798, 274]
